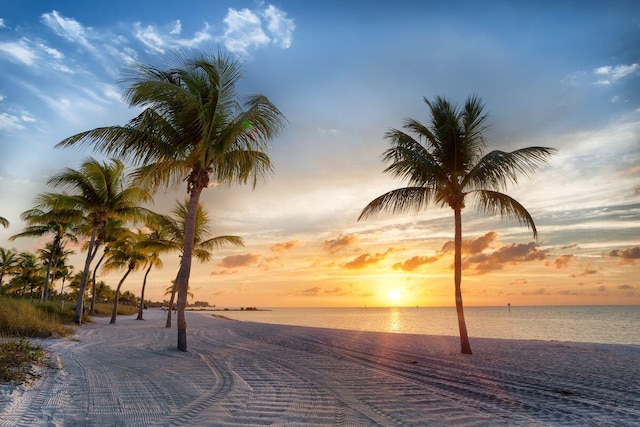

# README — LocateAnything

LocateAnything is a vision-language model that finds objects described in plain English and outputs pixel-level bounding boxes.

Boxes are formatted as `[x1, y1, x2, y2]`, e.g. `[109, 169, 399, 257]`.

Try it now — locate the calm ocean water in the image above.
[221, 306, 640, 345]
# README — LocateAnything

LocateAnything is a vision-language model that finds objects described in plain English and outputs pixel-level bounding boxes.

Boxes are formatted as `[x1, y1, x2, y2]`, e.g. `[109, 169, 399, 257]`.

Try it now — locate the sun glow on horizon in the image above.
[387, 289, 403, 303]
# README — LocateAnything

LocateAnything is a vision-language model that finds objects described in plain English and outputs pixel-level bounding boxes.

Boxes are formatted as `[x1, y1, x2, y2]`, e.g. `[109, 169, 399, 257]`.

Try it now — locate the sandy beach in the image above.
[1, 309, 639, 426]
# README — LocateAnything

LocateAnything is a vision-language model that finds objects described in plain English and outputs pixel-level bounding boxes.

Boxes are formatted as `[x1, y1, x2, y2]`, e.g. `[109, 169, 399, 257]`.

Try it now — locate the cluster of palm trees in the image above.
[53, 50, 284, 351]
[3, 49, 555, 355]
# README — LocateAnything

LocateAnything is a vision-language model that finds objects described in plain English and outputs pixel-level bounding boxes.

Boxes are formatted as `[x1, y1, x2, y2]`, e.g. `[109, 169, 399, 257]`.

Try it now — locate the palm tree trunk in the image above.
[74, 227, 98, 324]
[41, 236, 59, 303]
[176, 186, 203, 351]
[165, 273, 179, 328]
[110, 268, 132, 324]
[454, 207, 472, 354]
[137, 263, 153, 320]
[90, 248, 106, 315]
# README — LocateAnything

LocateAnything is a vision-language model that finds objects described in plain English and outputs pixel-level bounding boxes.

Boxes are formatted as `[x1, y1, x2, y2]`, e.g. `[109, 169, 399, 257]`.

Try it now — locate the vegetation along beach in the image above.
[1, 1, 639, 426]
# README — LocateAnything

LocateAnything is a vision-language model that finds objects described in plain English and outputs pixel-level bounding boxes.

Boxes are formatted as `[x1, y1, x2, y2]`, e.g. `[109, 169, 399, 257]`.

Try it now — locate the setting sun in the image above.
[387, 289, 403, 303]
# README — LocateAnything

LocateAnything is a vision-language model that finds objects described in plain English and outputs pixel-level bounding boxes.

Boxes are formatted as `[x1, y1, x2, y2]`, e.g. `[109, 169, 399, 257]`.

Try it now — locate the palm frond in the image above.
[472, 190, 539, 239]
[464, 147, 557, 191]
[358, 187, 432, 221]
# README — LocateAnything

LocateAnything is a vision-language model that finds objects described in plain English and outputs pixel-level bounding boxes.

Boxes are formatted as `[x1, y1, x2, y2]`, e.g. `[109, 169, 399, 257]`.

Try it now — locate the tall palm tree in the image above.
[42, 158, 151, 324]
[144, 200, 243, 327]
[56, 50, 284, 351]
[359, 96, 556, 354]
[10, 200, 79, 302]
[102, 231, 147, 324]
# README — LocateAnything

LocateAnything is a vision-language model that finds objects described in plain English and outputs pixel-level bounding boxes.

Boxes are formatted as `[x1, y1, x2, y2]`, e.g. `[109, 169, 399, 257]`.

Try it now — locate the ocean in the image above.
[219, 306, 640, 345]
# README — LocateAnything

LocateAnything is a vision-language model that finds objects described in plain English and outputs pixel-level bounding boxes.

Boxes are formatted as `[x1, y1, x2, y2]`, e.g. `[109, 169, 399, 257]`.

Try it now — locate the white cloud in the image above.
[37, 42, 64, 59]
[134, 23, 167, 54]
[133, 21, 213, 54]
[594, 63, 639, 85]
[0, 112, 24, 131]
[0, 39, 38, 65]
[222, 5, 295, 56]
[170, 20, 182, 35]
[0, 18, 5, 28]
[223, 8, 270, 55]
[41, 10, 94, 50]
[263, 5, 295, 49]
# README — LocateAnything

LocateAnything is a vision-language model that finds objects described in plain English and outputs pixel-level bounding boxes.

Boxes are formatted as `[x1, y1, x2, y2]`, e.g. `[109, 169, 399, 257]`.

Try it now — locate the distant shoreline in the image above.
[183, 307, 272, 312]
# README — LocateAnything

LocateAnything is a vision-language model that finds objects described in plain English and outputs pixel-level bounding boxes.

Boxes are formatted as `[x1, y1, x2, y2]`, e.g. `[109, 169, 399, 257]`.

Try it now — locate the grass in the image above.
[93, 302, 139, 317]
[0, 298, 77, 338]
[0, 299, 139, 385]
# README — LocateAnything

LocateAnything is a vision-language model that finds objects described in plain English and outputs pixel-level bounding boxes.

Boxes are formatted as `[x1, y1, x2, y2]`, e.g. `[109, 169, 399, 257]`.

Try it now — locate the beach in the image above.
[1, 309, 639, 426]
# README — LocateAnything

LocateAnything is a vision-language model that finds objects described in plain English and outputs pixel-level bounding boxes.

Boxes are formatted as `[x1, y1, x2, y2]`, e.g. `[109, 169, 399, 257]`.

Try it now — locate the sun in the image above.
[387, 289, 403, 303]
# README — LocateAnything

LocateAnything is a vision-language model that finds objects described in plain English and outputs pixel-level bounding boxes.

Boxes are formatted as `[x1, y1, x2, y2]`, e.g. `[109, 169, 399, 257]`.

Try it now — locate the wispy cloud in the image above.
[133, 20, 212, 54]
[41, 10, 94, 51]
[594, 63, 639, 85]
[0, 39, 38, 65]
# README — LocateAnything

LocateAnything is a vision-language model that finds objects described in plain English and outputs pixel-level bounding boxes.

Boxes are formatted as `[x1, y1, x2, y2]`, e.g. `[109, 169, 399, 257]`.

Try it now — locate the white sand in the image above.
[1, 309, 639, 426]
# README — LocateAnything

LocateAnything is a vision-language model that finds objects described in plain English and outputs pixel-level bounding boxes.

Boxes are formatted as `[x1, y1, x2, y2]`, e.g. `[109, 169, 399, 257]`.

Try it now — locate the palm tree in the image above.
[135, 227, 164, 320]
[42, 158, 151, 324]
[101, 231, 147, 324]
[0, 247, 19, 291]
[37, 242, 75, 301]
[10, 200, 79, 302]
[0, 217, 8, 228]
[144, 200, 243, 327]
[87, 219, 129, 315]
[10, 251, 45, 299]
[359, 96, 556, 354]
[56, 50, 284, 351]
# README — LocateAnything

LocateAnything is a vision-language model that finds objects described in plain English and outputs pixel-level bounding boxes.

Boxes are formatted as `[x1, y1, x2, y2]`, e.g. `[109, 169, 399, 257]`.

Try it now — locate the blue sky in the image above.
[1, 1, 639, 307]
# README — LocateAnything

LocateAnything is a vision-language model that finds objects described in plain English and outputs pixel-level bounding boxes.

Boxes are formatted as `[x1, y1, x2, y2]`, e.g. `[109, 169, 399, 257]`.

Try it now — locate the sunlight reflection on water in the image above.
[221, 306, 640, 345]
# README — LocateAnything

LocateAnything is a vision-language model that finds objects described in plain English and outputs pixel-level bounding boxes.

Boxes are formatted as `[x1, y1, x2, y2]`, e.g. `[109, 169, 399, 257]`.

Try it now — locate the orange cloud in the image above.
[392, 255, 439, 272]
[553, 254, 575, 269]
[218, 253, 262, 268]
[323, 235, 358, 253]
[609, 247, 640, 264]
[270, 240, 299, 252]
[441, 231, 498, 255]
[343, 249, 392, 269]
[463, 242, 549, 274]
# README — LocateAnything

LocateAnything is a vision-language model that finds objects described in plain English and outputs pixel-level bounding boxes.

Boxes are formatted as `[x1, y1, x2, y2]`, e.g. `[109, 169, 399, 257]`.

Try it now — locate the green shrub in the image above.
[0, 339, 47, 383]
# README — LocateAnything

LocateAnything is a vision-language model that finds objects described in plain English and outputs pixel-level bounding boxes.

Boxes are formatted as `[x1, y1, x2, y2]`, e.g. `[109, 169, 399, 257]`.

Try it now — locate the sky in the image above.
[0, 0, 639, 308]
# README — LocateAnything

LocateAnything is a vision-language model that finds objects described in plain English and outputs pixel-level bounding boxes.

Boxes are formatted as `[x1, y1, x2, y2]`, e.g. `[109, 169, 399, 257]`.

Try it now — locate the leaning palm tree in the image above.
[359, 95, 556, 354]
[102, 231, 147, 324]
[10, 200, 79, 302]
[87, 219, 129, 314]
[135, 227, 164, 320]
[42, 158, 151, 323]
[144, 200, 243, 327]
[56, 50, 284, 351]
